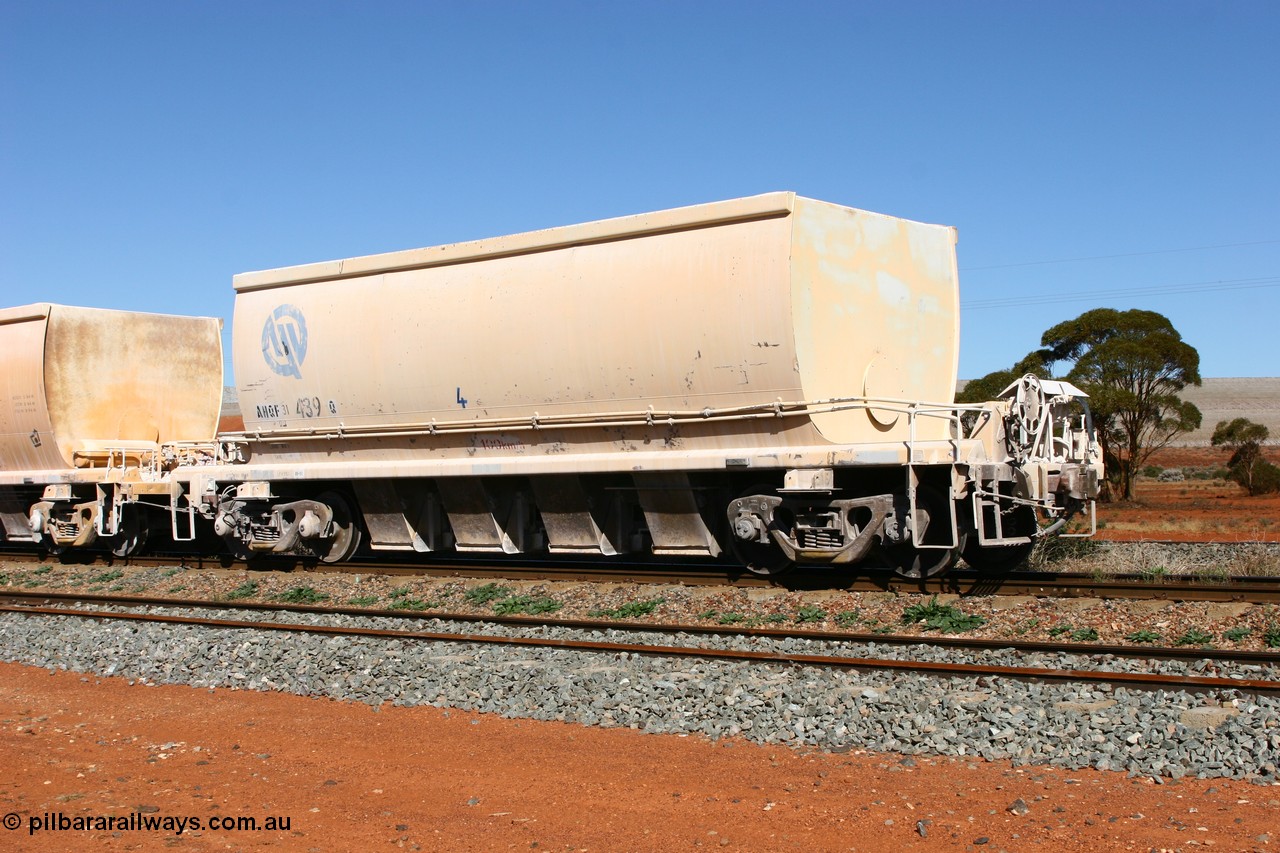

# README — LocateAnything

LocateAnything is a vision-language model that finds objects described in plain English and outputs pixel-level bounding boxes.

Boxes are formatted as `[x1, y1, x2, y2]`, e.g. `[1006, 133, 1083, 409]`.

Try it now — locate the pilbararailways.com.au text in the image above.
[8, 811, 292, 835]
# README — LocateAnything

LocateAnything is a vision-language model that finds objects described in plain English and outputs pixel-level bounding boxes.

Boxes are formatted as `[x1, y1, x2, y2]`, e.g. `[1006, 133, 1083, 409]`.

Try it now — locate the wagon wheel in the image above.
[728, 485, 794, 578]
[316, 491, 362, 564]
[883, 486, 961, 580]
[730, 535, 795, 578]
[109, 506, 150, 558]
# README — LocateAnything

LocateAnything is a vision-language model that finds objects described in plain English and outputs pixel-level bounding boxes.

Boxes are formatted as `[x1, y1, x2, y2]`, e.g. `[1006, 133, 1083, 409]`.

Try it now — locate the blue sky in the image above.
[2, 1, 1277, 382]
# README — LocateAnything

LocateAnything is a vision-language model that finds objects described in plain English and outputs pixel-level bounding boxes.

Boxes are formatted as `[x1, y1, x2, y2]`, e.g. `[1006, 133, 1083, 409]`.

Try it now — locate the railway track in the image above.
[3, 546, 1280, 602]
[4, 590, 1279, 695]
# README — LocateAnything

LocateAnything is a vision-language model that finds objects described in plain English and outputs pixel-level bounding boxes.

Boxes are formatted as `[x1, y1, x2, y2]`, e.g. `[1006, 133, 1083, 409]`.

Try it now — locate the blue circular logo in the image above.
[261, 304, 308, 379]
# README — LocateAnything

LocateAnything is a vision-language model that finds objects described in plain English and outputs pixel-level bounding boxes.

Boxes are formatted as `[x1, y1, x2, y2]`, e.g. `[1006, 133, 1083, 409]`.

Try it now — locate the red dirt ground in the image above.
[1, 663, 1275, 852]
[1094, 447, 1280, 542]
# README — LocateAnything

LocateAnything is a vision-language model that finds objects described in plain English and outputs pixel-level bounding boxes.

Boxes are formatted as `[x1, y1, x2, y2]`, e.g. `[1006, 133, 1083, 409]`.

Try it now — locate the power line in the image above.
[960, 239, 1280, 272]
[962, 275, 1280, 311]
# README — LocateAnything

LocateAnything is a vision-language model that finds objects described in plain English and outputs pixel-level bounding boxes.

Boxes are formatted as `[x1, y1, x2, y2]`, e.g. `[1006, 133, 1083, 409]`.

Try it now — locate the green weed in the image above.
[347, 595, 379, 607]
[464, 583, 509, 606]
[275, 586, 329, 605]
[589, 598, 664, 619]
[388, 597, 438, 611]
[1125, 629, 1161, 643]
[493, 595, 561, 616]
[1175, 628, 1215, 647]
[795, 605, 827, 623]
[1223, 626, 1251, 642]
[834, 611, 860, 628]
[224, 580, 260, 601]
[1070, 627, 1099, 642]
[900, 596, 986, 633]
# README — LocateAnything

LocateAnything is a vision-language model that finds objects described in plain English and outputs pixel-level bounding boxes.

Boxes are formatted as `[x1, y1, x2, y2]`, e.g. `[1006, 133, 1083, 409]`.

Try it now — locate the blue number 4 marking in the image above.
[456, 387, 468, 409]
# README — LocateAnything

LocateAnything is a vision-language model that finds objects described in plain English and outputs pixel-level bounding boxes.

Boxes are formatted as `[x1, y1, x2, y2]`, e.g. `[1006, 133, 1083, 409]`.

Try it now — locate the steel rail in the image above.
[4, 590, 1279, 673]
[4, 601, 1278, 695]
[4, 549, 1280, 601]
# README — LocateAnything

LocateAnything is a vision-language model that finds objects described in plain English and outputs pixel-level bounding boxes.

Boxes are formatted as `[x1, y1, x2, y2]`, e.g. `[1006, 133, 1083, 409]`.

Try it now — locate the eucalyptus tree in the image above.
[962, 308, 1201, 501]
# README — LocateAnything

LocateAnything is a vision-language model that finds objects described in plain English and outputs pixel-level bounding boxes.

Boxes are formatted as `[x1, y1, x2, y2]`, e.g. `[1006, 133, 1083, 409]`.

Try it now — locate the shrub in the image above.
[1251, 460, 1280, 495]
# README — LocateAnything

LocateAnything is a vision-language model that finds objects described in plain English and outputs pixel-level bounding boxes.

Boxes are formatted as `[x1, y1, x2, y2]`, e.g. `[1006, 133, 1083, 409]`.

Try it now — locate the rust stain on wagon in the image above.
[0, 304, 223, 473]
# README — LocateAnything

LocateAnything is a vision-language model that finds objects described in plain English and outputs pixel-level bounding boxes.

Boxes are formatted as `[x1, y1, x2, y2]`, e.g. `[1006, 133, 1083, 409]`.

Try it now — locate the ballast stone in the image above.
[0, 609, 1277, 783]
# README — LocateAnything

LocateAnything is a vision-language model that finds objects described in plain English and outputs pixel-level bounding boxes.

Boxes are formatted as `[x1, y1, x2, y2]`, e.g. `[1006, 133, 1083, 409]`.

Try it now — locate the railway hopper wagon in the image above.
[183, 192, 1100, 576]
[0, 304, 224, 555]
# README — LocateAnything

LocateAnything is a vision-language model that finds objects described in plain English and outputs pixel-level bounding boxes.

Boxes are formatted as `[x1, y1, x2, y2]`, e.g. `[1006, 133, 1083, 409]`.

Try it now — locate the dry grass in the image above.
[1031, 539, 1280, 578]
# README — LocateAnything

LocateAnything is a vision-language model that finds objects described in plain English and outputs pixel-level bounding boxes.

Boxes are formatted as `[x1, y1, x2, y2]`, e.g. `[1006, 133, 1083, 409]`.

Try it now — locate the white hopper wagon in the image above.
[182, 192, 1100, 576]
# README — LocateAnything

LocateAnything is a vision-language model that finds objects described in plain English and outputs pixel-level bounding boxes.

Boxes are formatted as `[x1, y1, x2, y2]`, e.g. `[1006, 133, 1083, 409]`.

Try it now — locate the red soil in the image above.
[2, 663, 1275, 852]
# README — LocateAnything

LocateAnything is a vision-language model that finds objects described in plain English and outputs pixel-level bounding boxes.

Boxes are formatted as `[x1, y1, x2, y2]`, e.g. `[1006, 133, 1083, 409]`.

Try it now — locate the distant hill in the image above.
[1175, 378, 1280, 445]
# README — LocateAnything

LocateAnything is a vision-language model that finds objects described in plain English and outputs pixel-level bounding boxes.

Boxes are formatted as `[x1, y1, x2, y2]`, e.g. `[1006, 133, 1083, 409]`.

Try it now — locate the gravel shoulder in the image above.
[1, 662, 1276, 852]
